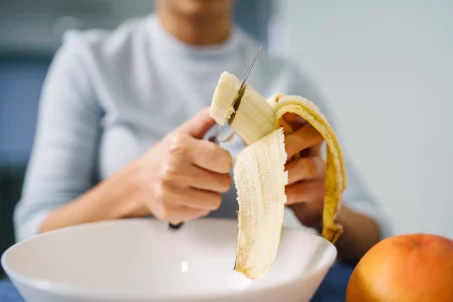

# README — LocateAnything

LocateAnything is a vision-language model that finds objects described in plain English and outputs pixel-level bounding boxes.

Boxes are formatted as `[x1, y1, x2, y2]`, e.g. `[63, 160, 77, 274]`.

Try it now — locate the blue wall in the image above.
[0, 57, 50, 164]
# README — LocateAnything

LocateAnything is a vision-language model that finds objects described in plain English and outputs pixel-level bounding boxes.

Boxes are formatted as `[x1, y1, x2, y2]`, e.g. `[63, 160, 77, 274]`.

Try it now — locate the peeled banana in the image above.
[233, 128, 288, 279]
[210, 72, 347, 280]
[210, 72, 276, 145]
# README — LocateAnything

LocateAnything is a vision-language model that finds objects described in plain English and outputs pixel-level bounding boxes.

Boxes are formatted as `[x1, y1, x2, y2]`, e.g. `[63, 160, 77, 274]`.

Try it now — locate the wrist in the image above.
[100, 158, 148, 219]
[39, 159, 148, 234]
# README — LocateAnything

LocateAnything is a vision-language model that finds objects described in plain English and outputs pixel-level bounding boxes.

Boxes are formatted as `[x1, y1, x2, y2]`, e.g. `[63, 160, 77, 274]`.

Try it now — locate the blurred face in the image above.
[158, 0, 235, 17]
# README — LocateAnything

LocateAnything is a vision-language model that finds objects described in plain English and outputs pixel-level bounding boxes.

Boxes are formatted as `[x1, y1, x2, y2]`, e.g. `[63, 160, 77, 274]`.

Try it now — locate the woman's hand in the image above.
[40, 108, 232, 233]
[282, 113, 326, 228]
[135, 108, 232, 225]
[280, 113, 383, 262]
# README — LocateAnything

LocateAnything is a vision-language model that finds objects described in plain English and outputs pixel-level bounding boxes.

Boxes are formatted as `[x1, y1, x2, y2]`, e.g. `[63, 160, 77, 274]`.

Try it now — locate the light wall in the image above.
[271, 0, 453, 238]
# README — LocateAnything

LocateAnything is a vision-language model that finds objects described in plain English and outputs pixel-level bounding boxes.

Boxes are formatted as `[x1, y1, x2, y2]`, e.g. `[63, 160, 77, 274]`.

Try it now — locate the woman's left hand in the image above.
[282, 113, 326, 228]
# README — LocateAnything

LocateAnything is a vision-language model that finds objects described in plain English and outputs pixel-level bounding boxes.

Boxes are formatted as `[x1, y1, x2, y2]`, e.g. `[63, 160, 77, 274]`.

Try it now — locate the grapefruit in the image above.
[346, 233, 453, 302]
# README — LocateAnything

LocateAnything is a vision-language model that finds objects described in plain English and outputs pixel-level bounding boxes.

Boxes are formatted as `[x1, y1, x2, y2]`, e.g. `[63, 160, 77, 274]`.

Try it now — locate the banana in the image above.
[210, 72, 347, 280]
[233, 128, 288, 279]
[210, 72, 276, 145]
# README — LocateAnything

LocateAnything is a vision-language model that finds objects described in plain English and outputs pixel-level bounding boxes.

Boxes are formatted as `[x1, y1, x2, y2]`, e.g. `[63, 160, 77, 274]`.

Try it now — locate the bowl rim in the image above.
[1, 218, 338, 300]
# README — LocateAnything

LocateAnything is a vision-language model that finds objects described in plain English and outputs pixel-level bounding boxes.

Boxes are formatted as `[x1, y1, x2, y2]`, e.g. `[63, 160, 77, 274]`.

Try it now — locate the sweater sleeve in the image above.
[14, 33, 103, 242]
[280, 61, 393, 239]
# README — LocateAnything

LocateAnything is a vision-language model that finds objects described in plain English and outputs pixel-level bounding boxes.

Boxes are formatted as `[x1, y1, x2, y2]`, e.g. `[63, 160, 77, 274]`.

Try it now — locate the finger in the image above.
[189, 139, 232, 174]
[282, 112, 307, 131]
[308, 143, 322, 157]
[285, 124, 324, 159]
[285, 180, 325, 206]
[285, 156, 325, 185]
[160, 205, 209, 225]
[181, 165, 232, 193]
[167, 186, 222, 211]
[175, 107, 216, 139]
[184, 188, 223, 211]
[298, 142, 322, 158]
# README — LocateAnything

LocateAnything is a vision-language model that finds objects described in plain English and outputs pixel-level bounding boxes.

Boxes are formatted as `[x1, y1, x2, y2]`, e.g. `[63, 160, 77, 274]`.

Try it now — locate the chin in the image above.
[166, 0, 234, 16]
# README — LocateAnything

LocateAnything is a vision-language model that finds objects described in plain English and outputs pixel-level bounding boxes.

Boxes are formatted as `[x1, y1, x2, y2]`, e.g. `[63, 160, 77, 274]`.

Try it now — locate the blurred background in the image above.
[0, 0, 452, 276]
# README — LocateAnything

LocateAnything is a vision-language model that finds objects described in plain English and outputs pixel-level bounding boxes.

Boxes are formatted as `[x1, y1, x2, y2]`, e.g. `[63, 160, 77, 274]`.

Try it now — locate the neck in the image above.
[157, 8, 232, 46]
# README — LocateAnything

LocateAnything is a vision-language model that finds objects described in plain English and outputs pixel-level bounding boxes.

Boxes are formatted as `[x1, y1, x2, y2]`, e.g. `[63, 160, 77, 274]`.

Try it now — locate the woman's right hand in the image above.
[134, 107, 232, 225]
[39, 108, 231, 234]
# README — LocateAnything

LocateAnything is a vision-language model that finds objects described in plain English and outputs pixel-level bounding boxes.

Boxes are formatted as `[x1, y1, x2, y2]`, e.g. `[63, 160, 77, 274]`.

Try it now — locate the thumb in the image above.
[175, 107, 216, 139]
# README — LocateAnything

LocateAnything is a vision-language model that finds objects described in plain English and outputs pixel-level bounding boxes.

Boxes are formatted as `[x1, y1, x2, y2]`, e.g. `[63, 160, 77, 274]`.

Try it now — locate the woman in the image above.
[14, 0, 390, 263]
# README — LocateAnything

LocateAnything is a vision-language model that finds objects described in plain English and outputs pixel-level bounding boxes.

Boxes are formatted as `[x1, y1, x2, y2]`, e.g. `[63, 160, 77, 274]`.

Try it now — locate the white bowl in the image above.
[2, 218, 337, 302]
